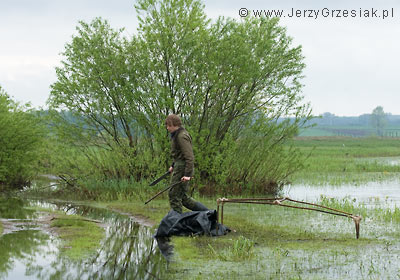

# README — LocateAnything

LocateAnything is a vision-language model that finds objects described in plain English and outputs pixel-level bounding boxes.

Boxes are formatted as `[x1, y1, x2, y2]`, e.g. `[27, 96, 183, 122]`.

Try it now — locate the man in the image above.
[165, 114, 208, 213]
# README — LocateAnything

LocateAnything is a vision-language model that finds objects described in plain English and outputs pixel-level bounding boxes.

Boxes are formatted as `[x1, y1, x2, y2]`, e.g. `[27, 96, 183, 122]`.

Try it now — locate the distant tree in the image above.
[370, 106, 387, 136]
[358, 114, 370, 126]
[321, 112, 336, 126]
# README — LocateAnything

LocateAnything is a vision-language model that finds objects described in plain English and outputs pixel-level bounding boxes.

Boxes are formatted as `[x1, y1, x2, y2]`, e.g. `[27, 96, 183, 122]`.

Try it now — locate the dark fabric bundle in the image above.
[155, 210, 230, 237]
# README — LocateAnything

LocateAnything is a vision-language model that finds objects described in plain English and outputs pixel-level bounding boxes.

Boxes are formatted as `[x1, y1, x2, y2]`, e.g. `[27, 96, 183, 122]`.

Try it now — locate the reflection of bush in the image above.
[87, 220, 166, 279]
[0, 197, 36, 219]
[0, 200, 167, 279]
[0, 230, 49, 276]
[26, 213, 166, 279]
[0, 197, 50, 277]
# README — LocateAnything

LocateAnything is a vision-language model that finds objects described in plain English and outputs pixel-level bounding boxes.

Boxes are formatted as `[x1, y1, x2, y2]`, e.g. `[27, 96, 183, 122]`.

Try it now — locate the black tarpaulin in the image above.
[154, 210, 230, 237]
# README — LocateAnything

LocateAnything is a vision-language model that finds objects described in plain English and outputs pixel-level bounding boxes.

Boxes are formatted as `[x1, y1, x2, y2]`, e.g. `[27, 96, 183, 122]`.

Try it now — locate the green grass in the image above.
[105, 199, 169, 223]
[22, 176, 400, 279]
[290, 137, 400, 185]
[207, 235, 256, 261]
[293, 136, 400, 157]
[0, 221, 3, 235]
[317, 195, 400, 224]
[299, 127, 337, 137]
[50, 214, 105, 260]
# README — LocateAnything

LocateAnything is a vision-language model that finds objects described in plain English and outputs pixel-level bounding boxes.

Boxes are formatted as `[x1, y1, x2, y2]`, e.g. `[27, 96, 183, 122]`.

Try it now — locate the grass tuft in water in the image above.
[50, 214, 105, 260]
[317, 195, 400, 224]
[208, 235, 256, 261]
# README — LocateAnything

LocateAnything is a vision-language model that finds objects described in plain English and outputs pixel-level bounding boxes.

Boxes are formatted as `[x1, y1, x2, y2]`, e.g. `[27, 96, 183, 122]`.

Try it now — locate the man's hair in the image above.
[165, 114, 182, 127]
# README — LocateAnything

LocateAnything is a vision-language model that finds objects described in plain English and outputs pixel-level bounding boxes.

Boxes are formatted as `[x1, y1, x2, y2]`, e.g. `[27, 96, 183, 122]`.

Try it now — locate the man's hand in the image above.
[181, 176, 191, 182]
[169, 166, 173, 173]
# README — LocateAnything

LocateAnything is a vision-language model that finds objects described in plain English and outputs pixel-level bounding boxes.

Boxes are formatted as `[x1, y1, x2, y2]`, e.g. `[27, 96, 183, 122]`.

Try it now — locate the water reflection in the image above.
[0, 230, 51, 278]
[26, 219, 165, 280]
[155, 237, 174, 261]
[283, 179, 400, 208]
[0, 197, 36, 219]
[0, 198, 166, 279]
[357, 156, 400, 166]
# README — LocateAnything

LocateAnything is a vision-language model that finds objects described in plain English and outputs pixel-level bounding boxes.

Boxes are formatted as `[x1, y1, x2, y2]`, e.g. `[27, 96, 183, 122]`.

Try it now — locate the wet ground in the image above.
[0, 198, 166, 280]
[2, 177, 400, 279]
[284, 179, 400, 208]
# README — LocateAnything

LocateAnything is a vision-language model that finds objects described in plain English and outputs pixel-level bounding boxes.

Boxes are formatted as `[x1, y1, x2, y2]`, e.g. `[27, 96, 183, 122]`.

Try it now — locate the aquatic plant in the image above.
[208, 236, 256, 262]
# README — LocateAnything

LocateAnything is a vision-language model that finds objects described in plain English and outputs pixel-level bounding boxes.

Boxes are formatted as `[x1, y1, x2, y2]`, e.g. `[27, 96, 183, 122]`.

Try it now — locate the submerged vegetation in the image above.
[0, 198, 105, 260]
[75, 136, 400, 279]
[50, 214, 105, 259]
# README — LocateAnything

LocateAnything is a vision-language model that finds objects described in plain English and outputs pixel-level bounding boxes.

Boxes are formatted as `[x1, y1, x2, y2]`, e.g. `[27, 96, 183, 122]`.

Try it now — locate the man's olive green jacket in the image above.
[170, 127, 194, 177]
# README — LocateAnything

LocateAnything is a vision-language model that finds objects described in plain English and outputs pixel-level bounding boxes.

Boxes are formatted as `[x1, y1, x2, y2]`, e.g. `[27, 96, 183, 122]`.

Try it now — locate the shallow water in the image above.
[284, 179, 400, 208]
[357, 156, 400, 166]
[3, 177, 400, 279]
[0, 198, 165, 280]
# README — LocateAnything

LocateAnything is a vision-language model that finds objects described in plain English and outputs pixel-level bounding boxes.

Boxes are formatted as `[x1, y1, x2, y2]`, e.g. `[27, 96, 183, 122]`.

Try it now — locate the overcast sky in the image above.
[1, 0, 399, 116]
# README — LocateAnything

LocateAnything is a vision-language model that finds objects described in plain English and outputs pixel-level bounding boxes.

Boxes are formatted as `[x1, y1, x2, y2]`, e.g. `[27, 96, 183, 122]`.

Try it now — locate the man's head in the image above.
[165, 114, 182, 133]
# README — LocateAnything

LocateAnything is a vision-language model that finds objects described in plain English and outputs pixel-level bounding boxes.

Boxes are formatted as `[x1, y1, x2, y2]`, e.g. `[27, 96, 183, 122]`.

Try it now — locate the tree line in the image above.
[302, 106, 394, 137]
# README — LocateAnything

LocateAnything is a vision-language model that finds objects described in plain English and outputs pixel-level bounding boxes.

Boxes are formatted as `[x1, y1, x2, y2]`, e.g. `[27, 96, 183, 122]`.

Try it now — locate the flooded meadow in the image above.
[165, 178, 400, 279]
[2, 150, 400, 279]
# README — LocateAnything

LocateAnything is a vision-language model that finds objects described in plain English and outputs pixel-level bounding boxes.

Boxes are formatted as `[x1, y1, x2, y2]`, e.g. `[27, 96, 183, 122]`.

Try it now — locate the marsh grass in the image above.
[25, 177, 157, 203]
[207, 235, 256, 261]
[317, 195, 400, 225]
[50, 214, 105, 259]
[69, 178, 151, 201]
[291, 137, 400, 185]
[31, 137, 400, 200]
[22, 136, 400, 278]
[318, 195, 367, 216]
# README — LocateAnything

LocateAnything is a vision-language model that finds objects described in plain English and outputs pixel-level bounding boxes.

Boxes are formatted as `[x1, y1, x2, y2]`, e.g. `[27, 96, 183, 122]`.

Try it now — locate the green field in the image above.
[291, 136, 400, 185]
[299, 125, 400, 138]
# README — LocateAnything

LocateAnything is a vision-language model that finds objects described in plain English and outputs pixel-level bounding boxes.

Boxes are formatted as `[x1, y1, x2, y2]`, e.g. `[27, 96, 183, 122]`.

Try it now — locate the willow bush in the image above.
[47, 0, 312, 195]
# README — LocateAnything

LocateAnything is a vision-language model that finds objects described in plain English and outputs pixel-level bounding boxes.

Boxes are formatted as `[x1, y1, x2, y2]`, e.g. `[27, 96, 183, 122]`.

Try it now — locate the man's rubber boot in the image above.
[191, 201, 209, 211]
